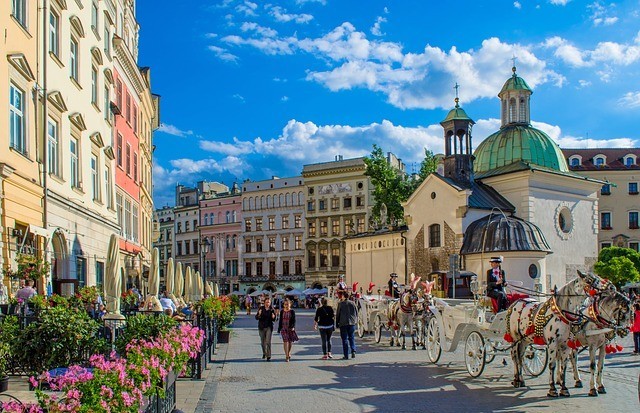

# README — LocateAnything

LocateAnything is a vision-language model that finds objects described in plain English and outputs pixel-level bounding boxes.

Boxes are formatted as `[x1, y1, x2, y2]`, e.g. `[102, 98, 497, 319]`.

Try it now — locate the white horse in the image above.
[567, 288, 632, 396]
[505, 270, 604, 397]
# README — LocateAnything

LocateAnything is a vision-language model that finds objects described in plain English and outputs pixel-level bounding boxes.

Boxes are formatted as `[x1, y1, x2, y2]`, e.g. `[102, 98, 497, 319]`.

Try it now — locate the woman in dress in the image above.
[314, 297, 335, 359]
[277, 298, 298, 362]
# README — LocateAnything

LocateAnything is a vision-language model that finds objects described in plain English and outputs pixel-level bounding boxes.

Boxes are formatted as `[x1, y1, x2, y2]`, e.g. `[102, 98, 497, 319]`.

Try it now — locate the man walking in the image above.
[255, 297, 277, 361]
[336, 291, 358, 359]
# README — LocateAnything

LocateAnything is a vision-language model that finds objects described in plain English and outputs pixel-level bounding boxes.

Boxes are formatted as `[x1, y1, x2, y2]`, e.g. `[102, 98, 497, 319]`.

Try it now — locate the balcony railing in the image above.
[240, 274, 305, 282]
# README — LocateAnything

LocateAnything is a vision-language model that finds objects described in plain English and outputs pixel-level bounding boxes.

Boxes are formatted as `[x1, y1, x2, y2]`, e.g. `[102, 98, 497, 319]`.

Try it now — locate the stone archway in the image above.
[311, 282, 323, 289]
[263, 283, 276, 292]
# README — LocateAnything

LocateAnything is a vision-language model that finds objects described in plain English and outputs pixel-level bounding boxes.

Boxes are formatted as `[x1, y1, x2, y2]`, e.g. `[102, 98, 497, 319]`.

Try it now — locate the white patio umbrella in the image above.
[205, 281, 214, 296]
[175, 262, 184, 298]
[165, 258, 174, 295]
[184, 266, 193, 303]
[214, 283, 219, 297]
[148, 248, 160, 296]
[194, 271, 203, 301]
[104, 234, 123, 319]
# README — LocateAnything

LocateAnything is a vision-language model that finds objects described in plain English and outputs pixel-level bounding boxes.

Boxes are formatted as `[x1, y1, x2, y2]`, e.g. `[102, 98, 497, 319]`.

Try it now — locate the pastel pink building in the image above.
[199, 184, 242, 295]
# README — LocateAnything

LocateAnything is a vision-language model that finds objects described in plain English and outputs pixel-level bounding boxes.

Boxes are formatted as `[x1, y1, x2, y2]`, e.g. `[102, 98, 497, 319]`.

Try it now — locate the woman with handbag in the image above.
[314, 297, 335, 359]
[278, 298, 298, 362]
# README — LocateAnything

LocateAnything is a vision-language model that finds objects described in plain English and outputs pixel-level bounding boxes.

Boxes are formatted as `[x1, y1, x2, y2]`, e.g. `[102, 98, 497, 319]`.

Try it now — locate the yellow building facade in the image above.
[1, 0, 46, 295]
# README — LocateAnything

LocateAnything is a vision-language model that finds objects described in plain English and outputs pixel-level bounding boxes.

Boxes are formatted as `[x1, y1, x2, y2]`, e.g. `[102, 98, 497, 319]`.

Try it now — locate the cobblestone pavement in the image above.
[193, 309, 640, 413]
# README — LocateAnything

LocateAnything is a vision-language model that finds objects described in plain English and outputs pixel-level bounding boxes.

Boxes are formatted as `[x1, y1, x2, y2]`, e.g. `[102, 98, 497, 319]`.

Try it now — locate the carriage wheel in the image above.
[465, 331, 486, 377]
[426, 316, 441, 363]
[357, 318, 365, 338]
[374, 315, 383, 344]
[523, 344, 548, 377]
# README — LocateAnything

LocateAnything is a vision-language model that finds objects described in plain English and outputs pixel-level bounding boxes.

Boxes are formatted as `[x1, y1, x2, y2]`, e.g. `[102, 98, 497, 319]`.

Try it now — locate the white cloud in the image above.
[542, 36, 640, 68]
[199, 137, 254, 156]
[157, 123, 193, 137]
[273, 77, 287, 82]
[236, 1, 258, 17]
[619, 91, 640, 108]
[281, 96, 289, 102]
[549, 0, 570, 5]
[295, 0, 326, 5]
[578, 79, 592, 88]
[268, 6, 313, 24]
[232, 94, 245, 102]
[240, 22, 278, 37]
[220, 22, 561, 110]
[589, 1, 618, 26]
[205, 33, 218, 39]
[371, 16, 387, 36]
[514, 2, 522, 9]
[208, 45, 239, 62]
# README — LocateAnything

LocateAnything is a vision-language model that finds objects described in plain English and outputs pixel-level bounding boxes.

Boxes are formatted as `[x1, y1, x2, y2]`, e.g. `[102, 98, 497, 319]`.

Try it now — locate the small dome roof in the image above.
[460, 214, 551, 255]
[473, 125, 569, 174]
[499, 68, 532, 95]
[441, 105, 474, 123]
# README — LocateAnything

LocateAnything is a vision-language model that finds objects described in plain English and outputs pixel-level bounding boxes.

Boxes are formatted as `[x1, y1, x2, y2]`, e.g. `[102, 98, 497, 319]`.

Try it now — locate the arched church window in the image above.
[509, 98, 516, 123]
[502, 100, 507, 124]
[519, 97, 526, 122]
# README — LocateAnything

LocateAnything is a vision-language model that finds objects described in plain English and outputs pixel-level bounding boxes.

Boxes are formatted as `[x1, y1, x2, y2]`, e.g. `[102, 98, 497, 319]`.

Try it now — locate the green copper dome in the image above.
[442, 105, 474, 123]
[499, 70, 533, 95]
[473, 125, 569, 174]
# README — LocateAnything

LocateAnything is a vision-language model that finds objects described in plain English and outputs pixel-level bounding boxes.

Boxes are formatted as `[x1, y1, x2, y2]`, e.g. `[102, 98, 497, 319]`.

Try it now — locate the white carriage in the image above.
[425, 292, 548, 378]
[353, 295, 390, 339]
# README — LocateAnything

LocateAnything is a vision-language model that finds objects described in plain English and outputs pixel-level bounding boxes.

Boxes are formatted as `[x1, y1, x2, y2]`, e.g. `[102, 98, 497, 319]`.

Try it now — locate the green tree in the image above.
[593, 246, 640, 288]
[364, 145, 439, 227]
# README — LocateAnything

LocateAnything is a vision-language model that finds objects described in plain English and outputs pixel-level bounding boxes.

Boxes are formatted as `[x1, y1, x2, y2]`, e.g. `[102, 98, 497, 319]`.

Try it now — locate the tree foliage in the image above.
[364, 145, 438, 227]
[593, 246, 640, 288]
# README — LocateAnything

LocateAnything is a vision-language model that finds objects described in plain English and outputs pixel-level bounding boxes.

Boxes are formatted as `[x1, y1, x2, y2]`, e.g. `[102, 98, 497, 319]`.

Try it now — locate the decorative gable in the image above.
[91, 47, 104, 65]
[47, 91, 68, 113]
[90, 132, 105, 148]
[69, 15, 85, 38]
[104, 146, 116, 160]
[7, 54, 35, 81]
[69, 112, 87, 131]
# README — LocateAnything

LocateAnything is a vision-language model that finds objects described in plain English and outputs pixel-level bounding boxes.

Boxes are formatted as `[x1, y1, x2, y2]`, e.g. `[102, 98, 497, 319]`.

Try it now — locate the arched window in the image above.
[232, 210, 237, 222]
[210, 213, 215, 224]
[226, 211, 230, 223]
[626, 156, 636, 167]
[260, 196, 265, 209]
[595, 157, 605, 167]
[226, 235, 230, 250]
[279, 194, 283, 207]
[288, 193, 293, 206]
[519, 97, 526, 122]
[571, 158, 580, 167]
[501, 99, 507, 124]
[243, 199, 247, 210]
[232, 235, 237, 249]
[204, 213, 209, 225]
[267, 195, 271, 208]
[508, 97, 516, 124]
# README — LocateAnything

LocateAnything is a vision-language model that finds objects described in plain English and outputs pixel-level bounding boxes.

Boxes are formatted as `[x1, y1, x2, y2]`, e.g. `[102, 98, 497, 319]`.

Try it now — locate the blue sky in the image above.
[138, 0, 640, 206]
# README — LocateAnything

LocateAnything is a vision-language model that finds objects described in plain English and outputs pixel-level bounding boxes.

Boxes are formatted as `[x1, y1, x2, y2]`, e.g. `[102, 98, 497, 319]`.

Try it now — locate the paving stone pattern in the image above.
[179, 310, 640, 413]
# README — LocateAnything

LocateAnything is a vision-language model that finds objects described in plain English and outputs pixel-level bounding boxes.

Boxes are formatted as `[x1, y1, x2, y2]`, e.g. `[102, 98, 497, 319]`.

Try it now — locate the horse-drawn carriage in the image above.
[425, 293, 548, 378]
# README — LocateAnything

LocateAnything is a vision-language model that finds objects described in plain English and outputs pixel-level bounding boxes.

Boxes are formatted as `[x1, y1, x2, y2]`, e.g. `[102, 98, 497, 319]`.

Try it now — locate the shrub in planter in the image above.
[115, 313, 177, 356]
[0, 342, 9, 392]
[200, 296, 236, 329]
[12, 305, 108, 374]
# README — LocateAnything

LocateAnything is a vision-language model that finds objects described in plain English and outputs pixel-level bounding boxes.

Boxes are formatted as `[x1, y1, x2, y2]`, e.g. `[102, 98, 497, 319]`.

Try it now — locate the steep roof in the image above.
[562, 148, 640, 171]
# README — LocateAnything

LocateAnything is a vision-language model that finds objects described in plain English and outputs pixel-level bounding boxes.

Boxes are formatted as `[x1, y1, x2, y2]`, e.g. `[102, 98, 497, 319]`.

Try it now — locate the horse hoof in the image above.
[547, 390, 559, 398]
[588, 389, 598, 397]
[575, 381, 583, 388]
[597, 386, 606, 394]
[559, 390, 570, 397]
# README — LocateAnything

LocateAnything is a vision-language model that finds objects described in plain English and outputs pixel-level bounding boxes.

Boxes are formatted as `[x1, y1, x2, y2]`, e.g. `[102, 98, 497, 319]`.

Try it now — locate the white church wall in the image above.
[465, 252, 547, 294]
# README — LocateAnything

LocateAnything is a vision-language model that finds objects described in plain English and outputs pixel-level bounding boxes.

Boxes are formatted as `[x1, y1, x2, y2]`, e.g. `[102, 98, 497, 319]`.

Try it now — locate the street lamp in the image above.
[201, 237, 211, 295]
[220, 269, 226, 295]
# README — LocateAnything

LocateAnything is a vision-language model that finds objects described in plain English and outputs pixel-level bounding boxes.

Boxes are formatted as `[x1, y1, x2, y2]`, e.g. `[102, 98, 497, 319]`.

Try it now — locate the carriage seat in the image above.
[486, 292, 529, 314]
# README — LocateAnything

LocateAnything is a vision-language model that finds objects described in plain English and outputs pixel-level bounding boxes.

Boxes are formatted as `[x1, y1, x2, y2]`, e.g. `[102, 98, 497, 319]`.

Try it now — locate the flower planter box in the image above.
[217, 330, 230, 343]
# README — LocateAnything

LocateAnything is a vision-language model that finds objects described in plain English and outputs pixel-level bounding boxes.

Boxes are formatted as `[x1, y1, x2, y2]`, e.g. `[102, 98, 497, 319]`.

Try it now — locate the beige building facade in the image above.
[302, 157, 373, 288]
[563, 148, 640, 252]
[240, 177, 306, 293]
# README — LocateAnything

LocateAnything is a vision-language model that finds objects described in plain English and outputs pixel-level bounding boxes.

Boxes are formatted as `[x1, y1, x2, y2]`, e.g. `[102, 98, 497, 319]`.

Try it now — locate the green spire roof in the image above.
[473, 125, 569, 174]
[499, 67, 533, 95]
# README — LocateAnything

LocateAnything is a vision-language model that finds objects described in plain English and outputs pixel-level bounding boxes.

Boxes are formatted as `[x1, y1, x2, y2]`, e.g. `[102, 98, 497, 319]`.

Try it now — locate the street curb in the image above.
[192, 338, 230, 412]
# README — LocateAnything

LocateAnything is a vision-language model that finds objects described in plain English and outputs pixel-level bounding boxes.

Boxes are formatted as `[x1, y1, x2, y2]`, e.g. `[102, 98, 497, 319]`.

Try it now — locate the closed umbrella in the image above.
[184, 266, 193, 303]
[205, 281, 213, 296]
[104, 234, 123, 319]
[148, 248, 159, 296]
[214, 283, 219, 297]
[194, 271, 203, 301]
[165, 258, 174, 295]
[175, 262, 184, 298]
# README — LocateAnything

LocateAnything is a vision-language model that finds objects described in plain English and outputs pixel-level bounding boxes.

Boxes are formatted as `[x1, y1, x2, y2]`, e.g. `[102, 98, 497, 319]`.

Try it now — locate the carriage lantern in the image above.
[470, 275, 480, 297]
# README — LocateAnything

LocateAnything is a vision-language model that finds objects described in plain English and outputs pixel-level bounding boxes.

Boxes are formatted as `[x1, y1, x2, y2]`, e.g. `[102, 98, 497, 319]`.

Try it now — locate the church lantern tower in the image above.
[440, 84, 475, 185]
[499, 63, 533, 127]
